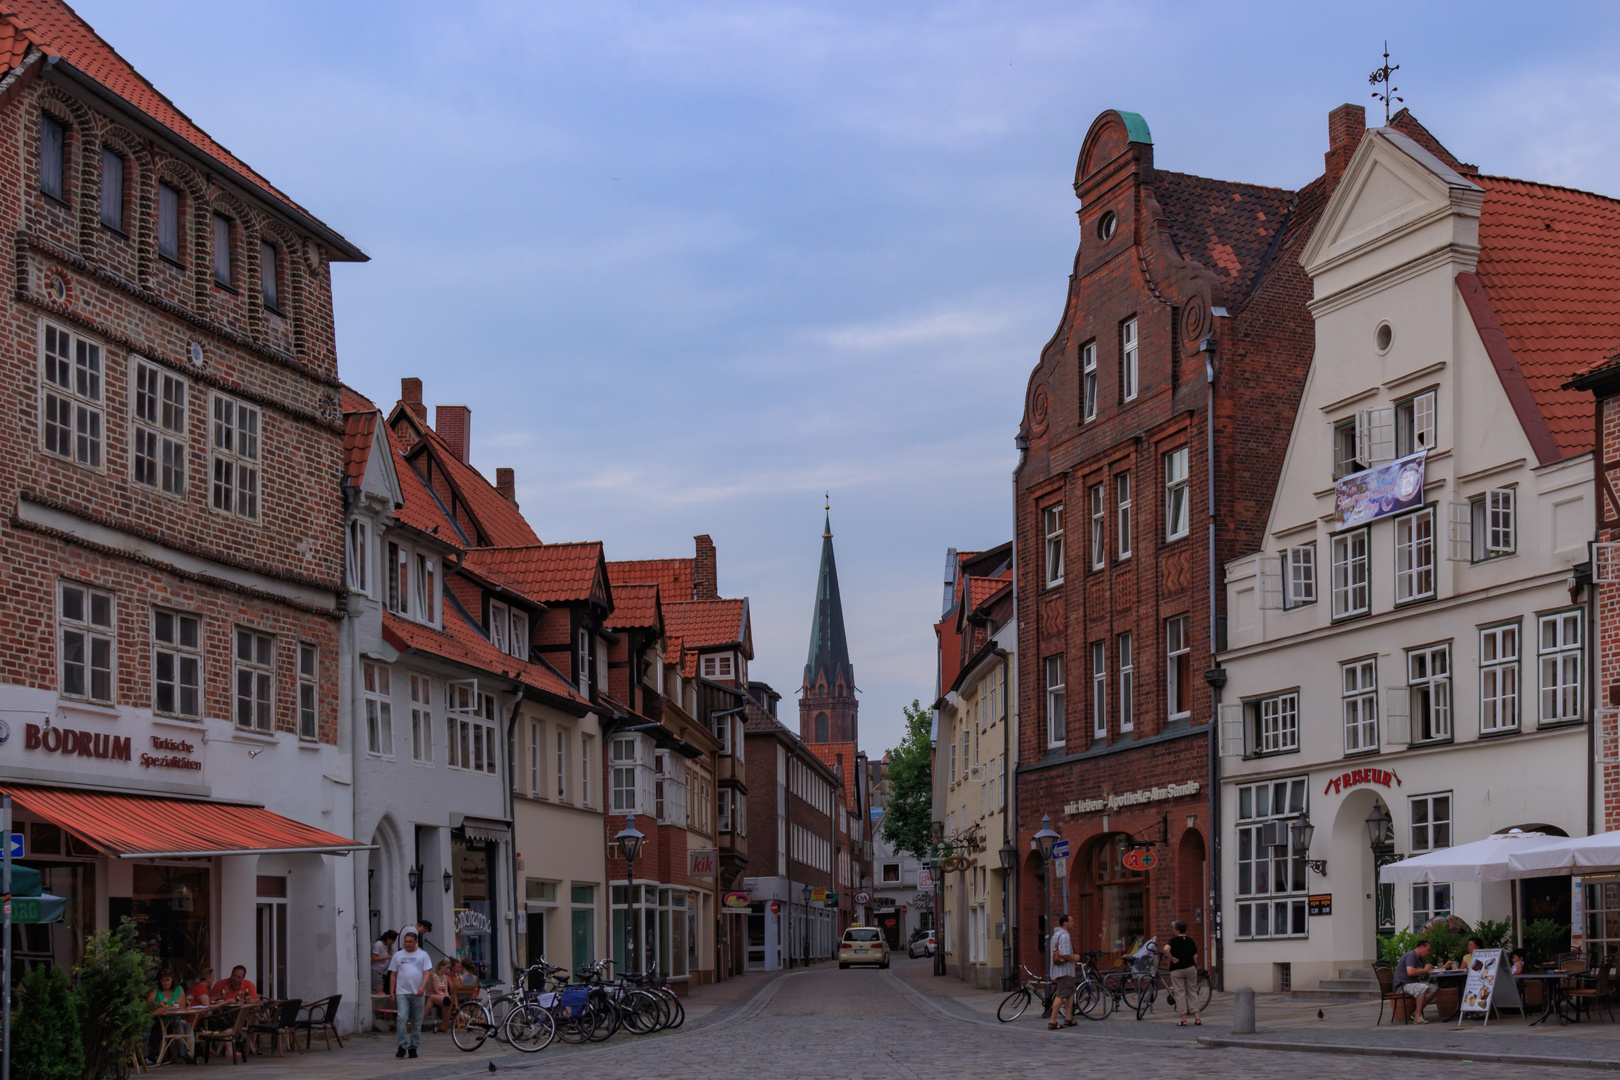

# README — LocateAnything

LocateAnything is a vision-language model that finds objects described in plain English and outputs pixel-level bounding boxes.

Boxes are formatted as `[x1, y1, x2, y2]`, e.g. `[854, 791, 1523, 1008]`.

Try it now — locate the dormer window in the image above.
[702, 653, 734, 680]
[488, 601, 527, 660]
[385, 538, 439, 627]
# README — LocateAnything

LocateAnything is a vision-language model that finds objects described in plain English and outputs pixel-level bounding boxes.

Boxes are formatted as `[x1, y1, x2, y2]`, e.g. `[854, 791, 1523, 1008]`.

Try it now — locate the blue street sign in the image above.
[1050, 839, 1070, 861]
[6, 834, 21, 859]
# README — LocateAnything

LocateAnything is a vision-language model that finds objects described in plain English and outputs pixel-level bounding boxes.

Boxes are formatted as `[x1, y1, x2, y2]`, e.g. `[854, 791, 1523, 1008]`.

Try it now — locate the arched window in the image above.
[815, 712, 829, 742]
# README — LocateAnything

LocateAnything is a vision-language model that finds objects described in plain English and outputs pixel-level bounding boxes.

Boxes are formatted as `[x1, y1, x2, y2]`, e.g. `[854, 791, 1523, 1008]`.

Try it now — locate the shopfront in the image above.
[452, 830, 497, 981]
[611, 882, 692, 980]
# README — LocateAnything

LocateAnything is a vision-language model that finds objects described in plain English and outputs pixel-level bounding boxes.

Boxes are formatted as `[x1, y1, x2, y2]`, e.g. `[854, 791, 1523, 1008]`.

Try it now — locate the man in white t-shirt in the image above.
[1048, 913, 1077, 1029]
[388, 932, 435, 1057]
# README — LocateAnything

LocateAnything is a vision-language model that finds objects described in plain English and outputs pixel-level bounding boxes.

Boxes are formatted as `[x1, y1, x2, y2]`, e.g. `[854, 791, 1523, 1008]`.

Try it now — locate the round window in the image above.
[1375, 322, 1393, 352]
[1097, 210, 1117, 241]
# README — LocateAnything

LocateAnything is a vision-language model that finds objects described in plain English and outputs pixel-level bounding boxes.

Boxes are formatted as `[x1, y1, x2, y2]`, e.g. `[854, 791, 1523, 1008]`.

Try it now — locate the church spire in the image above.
[804, 503, 853, 697]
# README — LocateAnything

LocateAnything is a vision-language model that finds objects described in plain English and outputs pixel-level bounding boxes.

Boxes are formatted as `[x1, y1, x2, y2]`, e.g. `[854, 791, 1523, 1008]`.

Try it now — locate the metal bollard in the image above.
[1232, 986, 1255, 1034]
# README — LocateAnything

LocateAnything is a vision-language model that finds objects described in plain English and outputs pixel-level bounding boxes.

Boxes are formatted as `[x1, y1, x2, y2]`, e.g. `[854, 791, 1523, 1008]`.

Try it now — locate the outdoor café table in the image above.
[152, 1004, 219, 1064]
[1517, 971, 1569, 1026]
[1430, 969, 1468, 1020]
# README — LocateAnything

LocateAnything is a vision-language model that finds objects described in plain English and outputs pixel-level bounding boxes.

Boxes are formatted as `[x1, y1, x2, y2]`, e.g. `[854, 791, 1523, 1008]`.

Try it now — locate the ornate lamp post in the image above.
[1365, 801, 1394, 946]
[615, 815, 646, 973]
[998, 839, 1018, 990]
[1033, 815, 1061, 979]
[1289, 814, 1327, 876]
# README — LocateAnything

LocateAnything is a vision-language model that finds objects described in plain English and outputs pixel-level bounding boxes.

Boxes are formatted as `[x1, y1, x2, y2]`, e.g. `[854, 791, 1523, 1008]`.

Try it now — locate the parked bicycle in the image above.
[997, 965, 1057, 1022]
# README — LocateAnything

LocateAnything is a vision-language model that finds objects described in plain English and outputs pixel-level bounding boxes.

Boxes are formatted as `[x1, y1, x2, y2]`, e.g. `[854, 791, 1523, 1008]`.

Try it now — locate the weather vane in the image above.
[1368, 41, 1402, 123]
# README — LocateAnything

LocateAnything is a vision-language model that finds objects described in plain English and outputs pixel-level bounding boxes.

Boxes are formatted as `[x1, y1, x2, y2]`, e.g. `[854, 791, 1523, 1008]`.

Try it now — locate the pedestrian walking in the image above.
[1048, 914, 1077, 1029]
[1161, 920, 1201, 1026]
[389, 931, 434, 1058]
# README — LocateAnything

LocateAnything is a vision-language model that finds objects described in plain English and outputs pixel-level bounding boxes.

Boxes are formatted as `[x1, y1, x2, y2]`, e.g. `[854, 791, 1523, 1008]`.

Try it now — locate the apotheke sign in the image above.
[1064, 781, 1200, 816]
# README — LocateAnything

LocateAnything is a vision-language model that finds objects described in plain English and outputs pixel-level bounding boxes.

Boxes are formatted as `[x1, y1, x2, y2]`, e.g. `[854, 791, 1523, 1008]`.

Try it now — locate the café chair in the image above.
[293, 994, 344, 1049]
[1374, 963, 1413, 1025]
[248, 998, 304, 1057]
[197, 1005, 252, 1064]
[1567, 957, 1614, 1023]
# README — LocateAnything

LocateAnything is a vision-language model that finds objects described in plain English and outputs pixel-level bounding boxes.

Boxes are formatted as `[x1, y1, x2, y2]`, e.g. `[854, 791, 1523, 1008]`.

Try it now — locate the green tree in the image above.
[13, 962, 84, 1080]
[75, 918, 154, 1079]
[880, 699, 934, 862]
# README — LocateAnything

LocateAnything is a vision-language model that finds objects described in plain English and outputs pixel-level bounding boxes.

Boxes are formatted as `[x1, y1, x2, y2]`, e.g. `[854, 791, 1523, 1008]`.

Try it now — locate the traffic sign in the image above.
[6, 833, 21, 859]
[1050, 839, 1070, 861]
[1053, 856, 1068, 879]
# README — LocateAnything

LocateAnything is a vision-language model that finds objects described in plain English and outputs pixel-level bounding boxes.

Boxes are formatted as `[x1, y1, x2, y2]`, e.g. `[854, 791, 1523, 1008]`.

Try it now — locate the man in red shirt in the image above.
[209, 965, 259, 1003]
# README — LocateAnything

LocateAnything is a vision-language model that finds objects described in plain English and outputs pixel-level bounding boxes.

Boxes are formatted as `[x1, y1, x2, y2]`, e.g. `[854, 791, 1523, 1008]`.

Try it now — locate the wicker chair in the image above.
[1566, 955, 1614, 1023]
[197, 1005, 252, 1064]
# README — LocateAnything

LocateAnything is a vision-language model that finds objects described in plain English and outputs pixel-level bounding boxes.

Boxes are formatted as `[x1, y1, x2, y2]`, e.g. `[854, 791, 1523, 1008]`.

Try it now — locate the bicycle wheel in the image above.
[997, 987, 1032, 1022]
[503, 1003, 556, 1053]
[1134, 978, 1157, 1020]
[662, 989, 685, 1029]
[556, 1004, 596, 1045]
[1122, 973, 1148, 1012]
[1195, 972, 1213, 1011]
[1075, 979, 1108, 1020]
[487, 995, 517, 1044]
[450, 1002, 490, 1052]
[620, 990, 661, 1034]
[587, 994, 619, 1041]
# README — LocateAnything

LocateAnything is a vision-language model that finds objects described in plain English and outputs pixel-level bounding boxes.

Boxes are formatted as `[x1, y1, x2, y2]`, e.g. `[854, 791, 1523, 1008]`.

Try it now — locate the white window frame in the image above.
[1234, 777, 1309, 940]
[445, 684, 498, 774]
[363, 661, 393, 757]
[1164, 447, 1189, 540]
[410, 673, 434, 763]
[556, 726, 569, 802]
[581, 735, 593, 807]
[489, 600, 510, 654]
[702, 653, 734, 679]
[59, 582, 114, 704]
[509, 609, 529, 660]
[611, 735, 644, 813]
[1470, 488, 1517, 560]
[1479, 622, 1520, 734]
[1408, 644, 1450, 743]
[40, 321, 103, 469]
[383, 539, 440, 627]
[1394, 507, 1436, 604]
[234, 627, 274, 734]
[1409, 791, 1452, 853]
[1539, 610, 1582, 725]
[210, 392, 260, 520]
[151, 607, 201, 719]
[1043, 504, 1064, 587]
[1285, 545, 1316, 607]
[131, 357, 186, 496]
[1116, 472, 1132, 560]
[1118, 631, 1133, 733]
[1253, 691, 1299, 755]
[1166, 615, 1191, 720]
[578, 629, 591, 694]
[1044, 656, 1064, 748]
[1089, 483, 1105, 571]
[1395, 390, 1436, 457]
[1121, 318, 1138, 402]
[1356, 406, 1396, 465]
[1081, 342, 1097, 422]
[1331, 528, 1370, 618]
[347, 519, 369, 595]
[1342, 657, 1378, 753]
[298, 643, 317, 741]
[1332, 420, 1362, 480]
[1411, 882, 1453, 929]
[1091, 640, 1107, 739]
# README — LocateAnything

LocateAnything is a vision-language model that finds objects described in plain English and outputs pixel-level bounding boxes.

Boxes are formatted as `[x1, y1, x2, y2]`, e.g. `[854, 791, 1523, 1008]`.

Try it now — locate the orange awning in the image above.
[1, 785, 366, 859]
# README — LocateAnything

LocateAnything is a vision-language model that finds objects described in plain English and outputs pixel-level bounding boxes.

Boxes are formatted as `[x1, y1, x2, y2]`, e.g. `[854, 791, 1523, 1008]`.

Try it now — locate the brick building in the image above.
[0, 0, 368, 1009]
[1013, 106, 1343, 978]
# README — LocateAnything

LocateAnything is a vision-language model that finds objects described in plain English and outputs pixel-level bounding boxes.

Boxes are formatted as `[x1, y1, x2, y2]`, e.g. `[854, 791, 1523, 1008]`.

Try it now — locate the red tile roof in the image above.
[382, 611, 586, 707]
[807, 741, 859, 805]
[606, 584, 662, 631]
[461, 543, 606, 605]
[407, 424, 540, 549]
[392, 439, 466, 551]
[1470, 174, 1620, 459]
[662, 598, 747, 651]
[342, 386, 377, 413]
[607, 558, 694, 601]
[967, 574, 1010, 612]
[1150, 172, 1298, 306]
[1, 0, 341, 234]
[341, 408, 377, 489]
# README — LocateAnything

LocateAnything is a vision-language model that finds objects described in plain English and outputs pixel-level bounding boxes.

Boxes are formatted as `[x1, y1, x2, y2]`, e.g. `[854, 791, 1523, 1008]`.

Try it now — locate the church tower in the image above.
[800, 507, 858, 744]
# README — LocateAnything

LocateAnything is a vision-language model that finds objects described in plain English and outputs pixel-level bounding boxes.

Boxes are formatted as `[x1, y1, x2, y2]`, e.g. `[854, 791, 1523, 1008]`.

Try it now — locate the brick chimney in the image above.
[1324, 103, 1366, 187]
[435, 405, 471, 463]
[496, 467, 517, 507]
[401, 377, 427, 421]
[694, 535, 718, 601]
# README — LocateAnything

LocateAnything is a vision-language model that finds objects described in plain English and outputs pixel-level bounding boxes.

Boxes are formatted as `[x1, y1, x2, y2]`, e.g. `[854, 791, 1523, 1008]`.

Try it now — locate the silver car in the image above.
[907, 930, 936, 958]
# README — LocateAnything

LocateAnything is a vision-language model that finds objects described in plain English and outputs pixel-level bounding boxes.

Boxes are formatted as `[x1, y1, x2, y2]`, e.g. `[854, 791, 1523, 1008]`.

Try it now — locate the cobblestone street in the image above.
[209, 959, 1620, 1080]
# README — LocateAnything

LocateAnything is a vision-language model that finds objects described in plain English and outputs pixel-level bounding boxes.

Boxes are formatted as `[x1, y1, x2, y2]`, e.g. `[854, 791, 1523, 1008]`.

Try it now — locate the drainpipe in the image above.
[1011, 430, 1027, 995]
[1202, 336, 1224, 991]
[1584, 557, 1596, 838]
[504, 685, 528, 986]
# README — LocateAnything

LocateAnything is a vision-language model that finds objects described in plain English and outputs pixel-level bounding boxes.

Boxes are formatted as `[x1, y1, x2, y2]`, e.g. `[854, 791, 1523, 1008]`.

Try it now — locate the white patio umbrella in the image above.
[1507, 828, 1620, 877]
[1379, 829, 1560, 884]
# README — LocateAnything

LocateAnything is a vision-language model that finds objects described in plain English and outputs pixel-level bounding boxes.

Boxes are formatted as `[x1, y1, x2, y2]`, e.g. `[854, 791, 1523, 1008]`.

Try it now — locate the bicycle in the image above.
[997, 964, 1056, 1022]
[1135, 961, 1214, 1019]
[510, 961, 592, 1047]
[450, 987, 509, 1052]
[1074, 953, 1111, 1020]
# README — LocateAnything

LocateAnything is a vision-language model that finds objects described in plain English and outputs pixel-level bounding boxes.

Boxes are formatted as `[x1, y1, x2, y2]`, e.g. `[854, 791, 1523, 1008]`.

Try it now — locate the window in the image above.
[1164, 448, 1189, 540]
[1116, 473, 1132, 559]
[363, 662, 393, 756]
[1412, 882, 1452, 930]
[211, 394, 260, 519]
[572, 884, 596, 966]
[489, 601, 510, 654]
[1089, 484, 1105, 570]
[702, 654, 734, 679]
[298, 643, 317, 740]
[1118, 632, 1133, 733]
[1091, 641, 1107, 739]
[718, 788, 732, 832]
[347, 520, 369, 594]
[383, 541, 438, 626]
[58, 583, 113, 703]
[132, 359, 186, 495]
[510, 610, 528, 660]
[1394, 508, 1435, 603]
[611, 737, 643, 812]
[1081, 342, 1097, 422]
[1235, 777, 1308, 939]
[529, 722, 541, 794]
[40, 114, 64, 200]
[882, 863, 900, 883]
[1121, 318, 1138, 401]
[41, 322, 102, 468]
[1253, 692, 1299, 754]
[1479, 623, 1519, 734]
[1043, 505, 1064, 586]
[1410, 792, 1452, 852]
[557, 728, 568, 801]
[1539, 610, 1582, 724]
[1407, 645, 1450, 743]
[410, 673, 433, 763]
[581, 736, 593, 806]
[152, 609, 200, 718]
[1285, 545, 1316, 607]
[158, 183, 181, 262]
[260, 241, 279, 310]
[412, 553, 435, 620]
[1470, 489, 1516, 560]
[234, 629, 274, 733]
[1331, 529, 1369, 618]
[578, 629, 591, 694]
[1395, 391, 1436, 456]
[1166, 615, 1191, 719]
[1333, 420, 1364, 480]
[1342, 657, 1378, 753]
[1044, 656, 1065, 748]
[445, 684, 497, 773]
[212, 213, 233, 286]
[100, 148, 124, 232]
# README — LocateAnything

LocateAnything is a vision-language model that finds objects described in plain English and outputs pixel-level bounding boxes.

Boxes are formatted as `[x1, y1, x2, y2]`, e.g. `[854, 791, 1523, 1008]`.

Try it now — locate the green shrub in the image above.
[1521, 918, 1569, 965]
[1424, 922, 1469, 965]
[13, 962, 84, 1080]
[75, 919, 154, 1079]
[1378, 928, 1422, 968]
[1473, 918, 1514, 951]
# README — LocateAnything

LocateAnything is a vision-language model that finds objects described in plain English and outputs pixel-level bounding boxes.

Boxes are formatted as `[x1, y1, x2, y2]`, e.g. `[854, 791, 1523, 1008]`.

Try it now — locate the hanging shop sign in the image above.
[811, 888, 827, 904]
[1322, 767, 1401, 796]
[1334, 451, 1426, 530]
[853, 890, 871, 905]
[689, 849, 718, 878]
[1064, 781, 1200, 816]
[1121, 848, 1157, 872]
[722, 891, 751, 910]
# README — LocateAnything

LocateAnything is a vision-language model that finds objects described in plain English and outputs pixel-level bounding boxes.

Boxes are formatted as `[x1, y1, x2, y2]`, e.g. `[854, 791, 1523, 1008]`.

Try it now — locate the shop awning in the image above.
[1380, 829, 1560, 884]
[1508, 828, 1620, 877]
[1, 785, 367, 859]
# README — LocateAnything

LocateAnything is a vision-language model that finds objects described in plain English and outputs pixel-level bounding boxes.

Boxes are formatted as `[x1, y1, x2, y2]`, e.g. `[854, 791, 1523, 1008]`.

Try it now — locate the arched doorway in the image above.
[1329, 788, 1387, 965]
[1077, 833, 1145, 966]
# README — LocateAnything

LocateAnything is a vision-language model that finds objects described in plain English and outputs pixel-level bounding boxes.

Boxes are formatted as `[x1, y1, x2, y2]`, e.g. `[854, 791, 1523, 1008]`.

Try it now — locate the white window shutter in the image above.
[1258, 555, 1284, 610]
[1384, 686, 1411, 746]
[1219, 703, 1245, 758]
[1446, 502, 1472, 562]
[1357, 407, 1395, 464]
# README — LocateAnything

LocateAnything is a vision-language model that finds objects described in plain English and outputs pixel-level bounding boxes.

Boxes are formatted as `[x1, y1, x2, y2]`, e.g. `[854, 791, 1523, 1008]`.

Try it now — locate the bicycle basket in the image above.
[559, 984, 590, 1018]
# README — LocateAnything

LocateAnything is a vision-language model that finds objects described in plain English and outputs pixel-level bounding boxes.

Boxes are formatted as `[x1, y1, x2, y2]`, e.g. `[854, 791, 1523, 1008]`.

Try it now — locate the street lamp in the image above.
[615, 815, 646, 973]
[999, 840, 1017, 991]
[1364, 802, 1393, 850]
[442, 869, 453, 894]
[1032, 814, 1061, 984]
[407, 865, 421, 892]
[1289, 814, 1326, 876]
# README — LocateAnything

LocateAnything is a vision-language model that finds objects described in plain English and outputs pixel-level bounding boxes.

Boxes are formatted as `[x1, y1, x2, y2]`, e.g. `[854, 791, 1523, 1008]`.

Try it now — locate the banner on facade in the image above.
[689, 849, 717, 878]
[1333, 451, 1426, 530]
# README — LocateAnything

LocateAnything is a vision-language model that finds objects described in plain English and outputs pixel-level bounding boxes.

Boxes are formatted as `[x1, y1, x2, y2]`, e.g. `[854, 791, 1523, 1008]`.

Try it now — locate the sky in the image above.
[71, 0, 1620, 756]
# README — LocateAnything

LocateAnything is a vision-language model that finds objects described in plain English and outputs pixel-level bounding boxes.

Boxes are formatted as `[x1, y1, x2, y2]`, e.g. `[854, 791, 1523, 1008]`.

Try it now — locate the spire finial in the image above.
[1368, 41, 1402, 124]
[823, 492, 832, 538]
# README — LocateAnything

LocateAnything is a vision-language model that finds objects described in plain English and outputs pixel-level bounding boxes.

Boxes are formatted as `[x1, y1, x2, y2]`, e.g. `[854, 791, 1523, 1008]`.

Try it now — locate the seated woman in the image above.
[146, 972, 190, 1063]
[187, 968, 214, 1008]
[425, 959, 456, 1031]
[453, 959, 479, 988]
